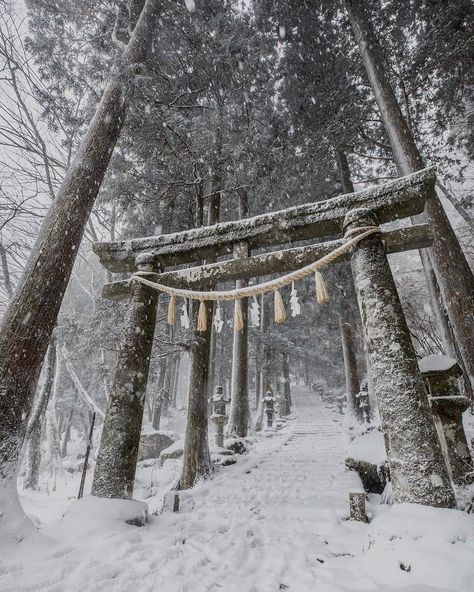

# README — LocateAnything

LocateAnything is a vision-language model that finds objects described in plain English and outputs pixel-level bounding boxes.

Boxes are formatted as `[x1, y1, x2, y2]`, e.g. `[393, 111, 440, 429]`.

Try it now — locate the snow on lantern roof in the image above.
[418, 355, 460, 376]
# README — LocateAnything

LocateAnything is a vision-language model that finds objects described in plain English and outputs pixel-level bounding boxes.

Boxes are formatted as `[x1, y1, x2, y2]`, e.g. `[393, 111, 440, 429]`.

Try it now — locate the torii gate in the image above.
[90, 168, 456, 509]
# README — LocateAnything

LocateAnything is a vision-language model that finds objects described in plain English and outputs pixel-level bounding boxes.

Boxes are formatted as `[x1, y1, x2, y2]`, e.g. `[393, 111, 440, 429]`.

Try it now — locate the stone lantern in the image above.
[356, 384, 370, 423]
[211, 385, 229, 447]
[263, 391, 276, 428]
[419, 355, 474, 485]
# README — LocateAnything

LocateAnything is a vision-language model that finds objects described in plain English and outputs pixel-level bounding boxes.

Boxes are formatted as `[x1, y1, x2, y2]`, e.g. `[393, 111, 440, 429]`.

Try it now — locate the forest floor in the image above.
[2, 386, 474, 592]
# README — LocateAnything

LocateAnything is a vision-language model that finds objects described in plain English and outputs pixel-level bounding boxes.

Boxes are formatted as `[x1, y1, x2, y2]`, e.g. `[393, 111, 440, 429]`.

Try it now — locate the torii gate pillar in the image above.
[344, 208, 455, 508]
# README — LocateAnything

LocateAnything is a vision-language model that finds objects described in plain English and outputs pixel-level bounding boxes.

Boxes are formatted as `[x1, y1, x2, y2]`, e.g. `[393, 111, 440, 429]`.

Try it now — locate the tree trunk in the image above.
[227, 252, 250, 437]
[178, 143, 223, 488]
[161, 351, 174, 418]
[0, 243, 13, 300]
[345, 208, 455, 508]
[227, 193, 250, 437]
[23, 336, 58, 490]
[345, 0, 474, 393]
[436, 180, 474, 233]
[178, 301, 214, 489]
[335, 148, 363, 419]
[169, 353, 180, 409]
[280, 353, 291, 416]
[0, 0, 162, 531]
[254, 329, 261, 410]
[340, 320, 360, 420]
[260, 294, 273, 396]
[92, 263, 158, 499]
[45, 395, 63, 491]
[60, 398, 76, 459]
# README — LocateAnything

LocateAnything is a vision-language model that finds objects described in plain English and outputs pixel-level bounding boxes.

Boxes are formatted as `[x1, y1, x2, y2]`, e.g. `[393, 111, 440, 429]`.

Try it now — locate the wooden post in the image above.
[227, 242, 250, 438]
[92, 258, 158, 499]
[78, 412, 96, 499]
[344, 208, 455, 508]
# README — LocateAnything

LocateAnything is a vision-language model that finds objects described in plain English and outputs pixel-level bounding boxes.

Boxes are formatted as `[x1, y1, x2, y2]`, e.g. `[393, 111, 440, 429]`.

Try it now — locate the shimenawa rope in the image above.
[132, 226, 380, 331]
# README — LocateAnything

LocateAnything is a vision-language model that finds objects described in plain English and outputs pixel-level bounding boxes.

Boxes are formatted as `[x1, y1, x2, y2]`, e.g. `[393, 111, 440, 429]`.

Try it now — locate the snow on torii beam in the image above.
[93, 168, 436, 273]
[102, 224, 433, 300]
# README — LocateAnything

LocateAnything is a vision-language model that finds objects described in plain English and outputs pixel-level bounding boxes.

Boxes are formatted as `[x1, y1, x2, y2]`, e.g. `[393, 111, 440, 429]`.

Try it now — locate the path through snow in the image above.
[2, 386, 474, 592]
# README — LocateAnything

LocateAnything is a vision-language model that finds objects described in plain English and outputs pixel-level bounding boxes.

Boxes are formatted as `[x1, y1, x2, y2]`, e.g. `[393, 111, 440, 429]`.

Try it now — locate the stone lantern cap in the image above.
[418, 354, 462, 379]
[212, 385, 229, 402]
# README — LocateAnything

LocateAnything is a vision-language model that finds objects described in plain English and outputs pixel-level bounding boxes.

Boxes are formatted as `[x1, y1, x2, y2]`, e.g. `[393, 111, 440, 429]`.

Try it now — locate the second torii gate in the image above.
[90, 168, 456, 509]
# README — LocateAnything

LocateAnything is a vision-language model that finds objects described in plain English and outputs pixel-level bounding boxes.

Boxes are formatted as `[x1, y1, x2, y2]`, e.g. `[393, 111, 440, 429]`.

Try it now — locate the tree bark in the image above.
[0, 0, 162, 529]
[227, 243, 250, 438]
[345, 0, 474, 393]
[260, 294, 273, 396]
[92, 262, 158, 499]
[335, 148, 363, 420]
[23, 335, 57, 490]
[0, 243, 13, 300]
[178, 301, 214, 489]
[60, 396, 76, 459]
[345, 208, 455, 508]
[340, 320, 360, 420]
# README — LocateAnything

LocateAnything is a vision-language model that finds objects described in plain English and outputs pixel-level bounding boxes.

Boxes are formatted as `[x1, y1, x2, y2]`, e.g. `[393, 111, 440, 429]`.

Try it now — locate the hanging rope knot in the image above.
[343, 225, 381, 246]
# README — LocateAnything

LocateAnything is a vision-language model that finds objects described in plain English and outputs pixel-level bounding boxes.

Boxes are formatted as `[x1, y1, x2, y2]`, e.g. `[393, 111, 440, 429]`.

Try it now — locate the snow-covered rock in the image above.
[159, 439, 184, 466]
[138, 430, 176, 461]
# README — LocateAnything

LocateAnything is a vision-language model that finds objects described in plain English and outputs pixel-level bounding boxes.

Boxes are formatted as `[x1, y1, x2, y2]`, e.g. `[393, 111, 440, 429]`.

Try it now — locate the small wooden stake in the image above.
[78, 412, 96, 499]
[173, 494, 180, 512]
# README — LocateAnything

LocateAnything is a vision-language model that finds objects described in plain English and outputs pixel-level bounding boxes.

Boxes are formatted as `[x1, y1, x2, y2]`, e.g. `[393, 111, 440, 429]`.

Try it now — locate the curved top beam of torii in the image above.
[93, 167, 436, 273]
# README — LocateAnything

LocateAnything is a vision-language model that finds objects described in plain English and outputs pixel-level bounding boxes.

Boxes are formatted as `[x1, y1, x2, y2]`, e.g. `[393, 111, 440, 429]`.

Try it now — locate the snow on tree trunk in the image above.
[0, 243, 13, 300]
[23, 335, 57, 490]
[92, 267, 158, 499]
[169, 354, 180, 409]
[45, 398, 64, 491]
[345, 0, 474, 394]
[345, 208, 455, 508]
[60, 400, 76, 459]
[0, 0, 162, 530]
[340, 320, 361, 421]
[178, 300, 214, 490]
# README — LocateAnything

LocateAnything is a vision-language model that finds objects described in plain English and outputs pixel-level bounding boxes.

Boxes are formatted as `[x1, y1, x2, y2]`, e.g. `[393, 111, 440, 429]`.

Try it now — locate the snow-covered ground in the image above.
[2, 386, 474, 592]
